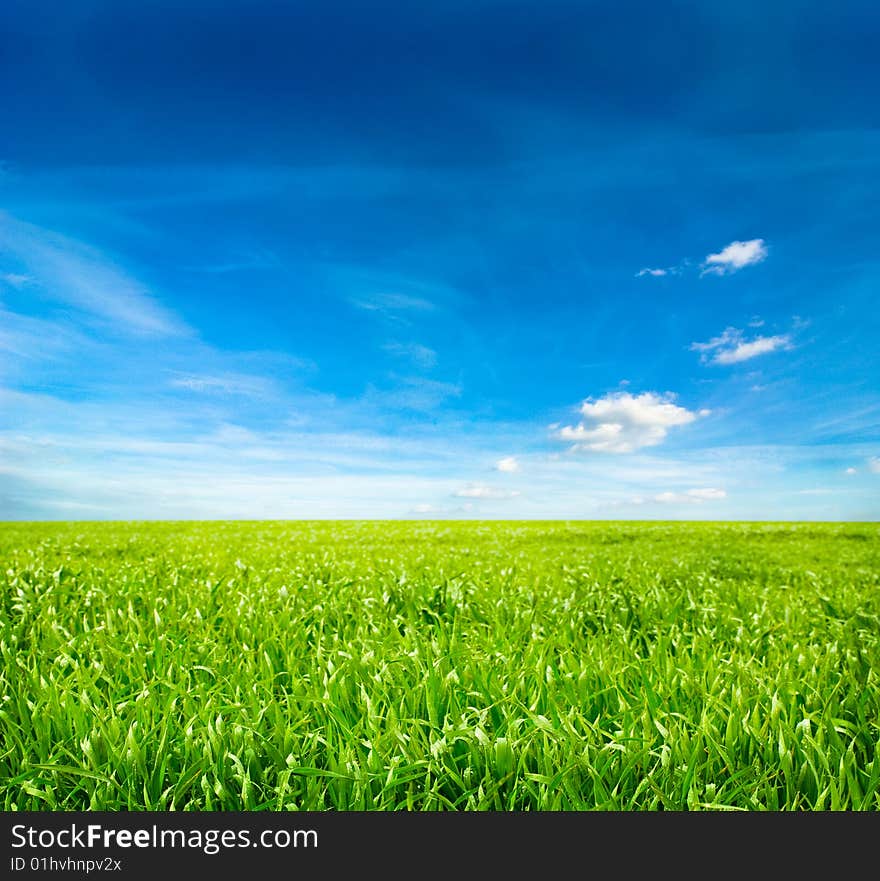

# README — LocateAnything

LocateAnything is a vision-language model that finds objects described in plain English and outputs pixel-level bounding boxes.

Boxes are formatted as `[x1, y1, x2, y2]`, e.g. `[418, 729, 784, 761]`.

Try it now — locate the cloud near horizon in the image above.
[453, 483, 521, 500]
[556, 391, 708, 454]
[654, 487, 727, 503]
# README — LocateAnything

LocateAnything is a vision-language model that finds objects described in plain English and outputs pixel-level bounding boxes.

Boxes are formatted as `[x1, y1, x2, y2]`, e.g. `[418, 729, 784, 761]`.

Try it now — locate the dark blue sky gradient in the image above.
[3, 1, 879, 166]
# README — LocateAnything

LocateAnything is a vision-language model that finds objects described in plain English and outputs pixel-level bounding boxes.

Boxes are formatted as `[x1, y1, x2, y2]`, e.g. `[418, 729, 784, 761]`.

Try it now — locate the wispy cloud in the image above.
[362, 376, 461, 412]
[495, 456, 520, 473]
[1, 272, 32, 288]
[168, 372, 277, 397]
[0, 211, 186, 336]
[381, 341, 437, 368]
[453, 483, 520, 499]
[635, 238, 767, 279]
[653, 487, 727, 503]
[351, 292, 436, 313]
[691, 327, 793, 365]
[0, 309, 95, 363]
[701, 238, 768, 276]
[869, 457, 880, 474]
[556, 391, 707, 454]
[327, 263, 459, 314]
[714, 336, 791, 365]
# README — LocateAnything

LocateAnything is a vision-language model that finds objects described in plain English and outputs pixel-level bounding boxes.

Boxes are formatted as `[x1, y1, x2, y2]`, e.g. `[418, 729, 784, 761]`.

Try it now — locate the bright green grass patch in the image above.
[1, 520, 879, 810]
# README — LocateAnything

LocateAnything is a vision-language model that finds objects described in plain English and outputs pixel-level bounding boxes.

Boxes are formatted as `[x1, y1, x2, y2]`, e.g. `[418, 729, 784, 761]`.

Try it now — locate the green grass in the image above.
[1, 520, 879, 810]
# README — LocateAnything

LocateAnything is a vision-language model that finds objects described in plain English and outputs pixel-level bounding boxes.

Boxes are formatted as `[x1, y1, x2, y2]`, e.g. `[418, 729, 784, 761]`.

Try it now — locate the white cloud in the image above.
[845, 467, 857, 475]
[382, 341, 437, 368]
[691, 327, 792, 365]
[654, 488, 727, 504]
[635, 268, 668, 277]
[701, 239, 768, 275]
[556, 391, 706, 454]
[714, 336, 791, 365]
[495, 456, 520, 473]
[453, 483, 520, 499]
[869, 457, 880, 474]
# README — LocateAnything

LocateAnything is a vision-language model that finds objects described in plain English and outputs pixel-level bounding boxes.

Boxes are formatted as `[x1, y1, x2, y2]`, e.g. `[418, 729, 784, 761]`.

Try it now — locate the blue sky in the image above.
[1, 0, 879, 519]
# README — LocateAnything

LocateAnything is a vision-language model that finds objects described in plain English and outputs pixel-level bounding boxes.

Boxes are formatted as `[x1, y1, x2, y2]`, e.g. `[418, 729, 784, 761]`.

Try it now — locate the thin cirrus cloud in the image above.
[351, 292, 436, 313]
[869, 457, 880, 474]
[1, 272, 33, 288]
[495, 456, 520, 473]
[362, 376, 461, 412]
[701, 238, 768, 276]
[555, 391, 709, 454]
[168, 372, 278, 397]
[654, 488, 727, 503]
[381, 341, 438, 369]
[691, 327, 793, 365]
[0, 211, 187, 337]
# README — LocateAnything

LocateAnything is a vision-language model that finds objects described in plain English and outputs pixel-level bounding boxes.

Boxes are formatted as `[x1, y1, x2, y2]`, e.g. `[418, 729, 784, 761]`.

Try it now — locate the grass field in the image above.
[1, 520, 879, 810]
